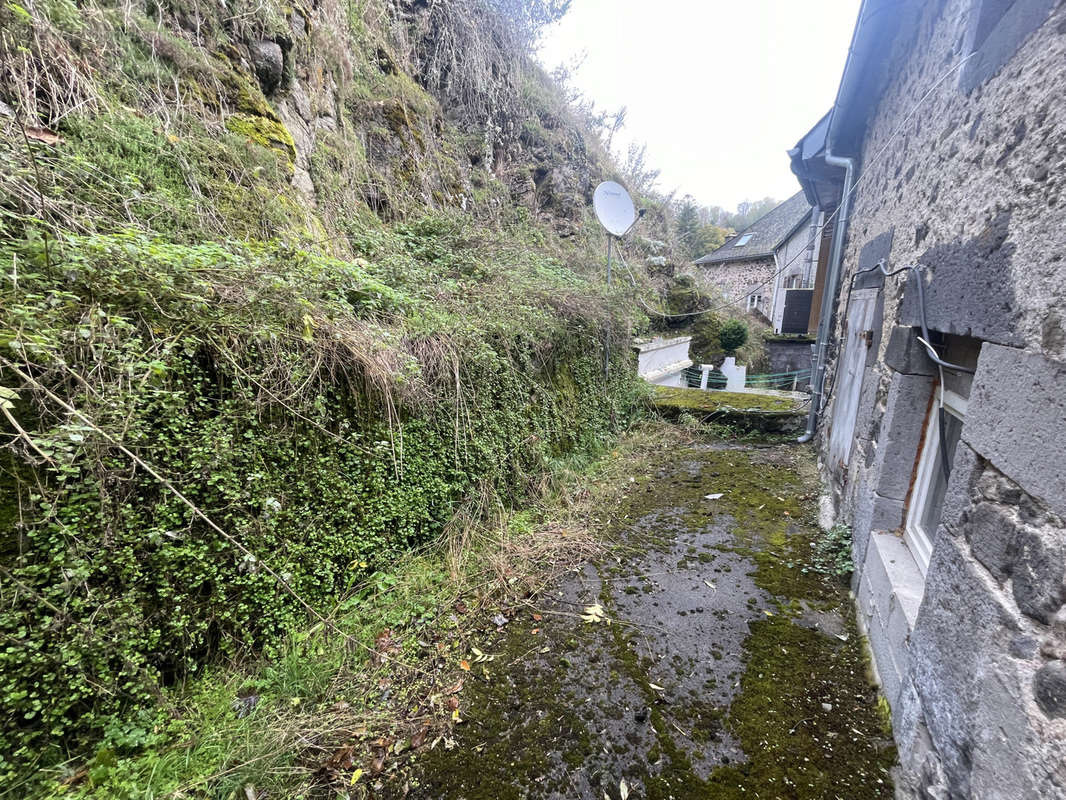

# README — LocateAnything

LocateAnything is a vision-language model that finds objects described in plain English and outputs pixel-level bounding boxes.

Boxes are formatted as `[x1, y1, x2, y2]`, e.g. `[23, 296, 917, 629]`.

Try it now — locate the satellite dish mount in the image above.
[592, 181, 640, 379]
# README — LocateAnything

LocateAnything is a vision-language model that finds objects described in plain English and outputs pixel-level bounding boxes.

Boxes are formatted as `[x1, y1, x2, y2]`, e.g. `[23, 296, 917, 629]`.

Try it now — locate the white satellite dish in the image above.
[593, 181, 636, 237]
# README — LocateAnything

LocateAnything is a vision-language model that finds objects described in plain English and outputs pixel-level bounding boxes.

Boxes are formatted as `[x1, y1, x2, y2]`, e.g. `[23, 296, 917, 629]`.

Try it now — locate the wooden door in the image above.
[827, 288, 878, 470]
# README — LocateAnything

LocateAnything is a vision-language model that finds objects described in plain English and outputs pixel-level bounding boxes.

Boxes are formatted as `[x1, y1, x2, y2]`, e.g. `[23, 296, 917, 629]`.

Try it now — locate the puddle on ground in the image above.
[403, 440, 896, 799]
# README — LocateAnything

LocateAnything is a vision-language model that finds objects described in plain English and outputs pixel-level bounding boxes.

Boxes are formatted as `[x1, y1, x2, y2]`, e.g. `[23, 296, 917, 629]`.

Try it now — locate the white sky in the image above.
[537, 0, 861, 210]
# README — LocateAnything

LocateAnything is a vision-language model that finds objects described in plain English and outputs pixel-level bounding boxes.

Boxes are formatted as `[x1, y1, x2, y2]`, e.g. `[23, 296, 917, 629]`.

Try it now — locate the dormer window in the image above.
[734, 233, 754, 247]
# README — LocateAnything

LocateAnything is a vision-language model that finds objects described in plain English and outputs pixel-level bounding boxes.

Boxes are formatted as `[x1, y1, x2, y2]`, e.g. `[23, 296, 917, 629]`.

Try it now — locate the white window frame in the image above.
[905, 389, 968, 574]
[734, 233, 753, 247]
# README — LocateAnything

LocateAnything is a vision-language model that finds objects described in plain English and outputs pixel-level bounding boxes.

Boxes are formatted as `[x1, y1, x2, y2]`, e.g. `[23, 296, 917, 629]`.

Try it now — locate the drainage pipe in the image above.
[798, 148, 856, 444]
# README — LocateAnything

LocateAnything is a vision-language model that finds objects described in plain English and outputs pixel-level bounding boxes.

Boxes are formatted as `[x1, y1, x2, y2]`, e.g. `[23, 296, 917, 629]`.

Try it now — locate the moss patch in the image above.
[407, 439, 896, 798]
[653, 386, 797, 414]
[224, 112, 296, 162]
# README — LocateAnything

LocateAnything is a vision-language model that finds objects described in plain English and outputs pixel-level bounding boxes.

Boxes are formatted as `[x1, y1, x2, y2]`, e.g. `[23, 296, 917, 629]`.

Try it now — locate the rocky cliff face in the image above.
[1, 0, 608, 246]
[0, 0, 647, 784]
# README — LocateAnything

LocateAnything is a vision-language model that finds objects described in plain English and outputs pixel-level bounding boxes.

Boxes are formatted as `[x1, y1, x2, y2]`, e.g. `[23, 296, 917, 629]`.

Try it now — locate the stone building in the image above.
[790, 0, 1066, 796]
[693, 192, 821, 332]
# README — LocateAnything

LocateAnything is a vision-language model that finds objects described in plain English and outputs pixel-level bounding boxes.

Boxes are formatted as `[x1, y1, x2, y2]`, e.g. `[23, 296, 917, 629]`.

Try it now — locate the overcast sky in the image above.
[537, 0, 861, 211]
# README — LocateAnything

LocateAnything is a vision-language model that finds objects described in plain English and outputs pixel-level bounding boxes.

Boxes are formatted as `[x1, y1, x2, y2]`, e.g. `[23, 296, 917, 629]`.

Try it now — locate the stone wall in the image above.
[693, 257, 776, 311]
[765, 338, 814, 376]
[815, 1, 1066, 796]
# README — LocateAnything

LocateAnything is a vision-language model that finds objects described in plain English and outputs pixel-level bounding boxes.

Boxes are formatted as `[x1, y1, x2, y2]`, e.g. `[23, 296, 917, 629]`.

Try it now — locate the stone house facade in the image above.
[790, 0, 1066, 797]
[693, 256, 777, 316]
[693, 192, 820, 331]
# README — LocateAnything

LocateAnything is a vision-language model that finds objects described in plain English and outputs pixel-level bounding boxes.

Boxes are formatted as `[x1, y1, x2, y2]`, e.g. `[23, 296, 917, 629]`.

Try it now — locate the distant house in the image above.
[692, 191, 824, 335]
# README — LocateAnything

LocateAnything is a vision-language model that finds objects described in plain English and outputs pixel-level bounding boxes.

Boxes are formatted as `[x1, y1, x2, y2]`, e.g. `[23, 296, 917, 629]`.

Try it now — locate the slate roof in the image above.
[694, 191, 812, 265]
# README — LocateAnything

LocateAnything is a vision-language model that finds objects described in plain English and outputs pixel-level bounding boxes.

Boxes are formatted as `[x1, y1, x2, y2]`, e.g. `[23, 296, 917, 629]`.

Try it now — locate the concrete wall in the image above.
[765, 338, 814, 377]
[816, 1, 1066, 797]
[693, 257, 776, 311]
[633, 337, 693, 388]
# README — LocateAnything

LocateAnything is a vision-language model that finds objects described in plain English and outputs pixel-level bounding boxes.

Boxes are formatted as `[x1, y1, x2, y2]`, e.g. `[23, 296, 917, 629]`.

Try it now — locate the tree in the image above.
[622, 143, 660, 196]
[695, 223, 728, 254]
[675, 197, 703, 259]
[719, 319, 749, 354]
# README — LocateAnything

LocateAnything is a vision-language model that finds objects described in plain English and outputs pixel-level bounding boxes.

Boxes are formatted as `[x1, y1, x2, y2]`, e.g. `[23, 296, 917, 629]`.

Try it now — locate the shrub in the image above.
[719, 319, 749, 354]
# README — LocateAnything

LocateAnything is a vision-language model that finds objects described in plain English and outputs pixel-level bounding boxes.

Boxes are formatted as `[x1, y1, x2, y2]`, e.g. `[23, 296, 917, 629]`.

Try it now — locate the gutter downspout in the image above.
[798, 149, 855, 443]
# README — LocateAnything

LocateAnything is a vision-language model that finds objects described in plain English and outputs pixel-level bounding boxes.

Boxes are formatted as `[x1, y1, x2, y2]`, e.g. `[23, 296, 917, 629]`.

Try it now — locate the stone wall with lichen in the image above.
[816, 1, 1066, 797]
[693, 257, 776, 310]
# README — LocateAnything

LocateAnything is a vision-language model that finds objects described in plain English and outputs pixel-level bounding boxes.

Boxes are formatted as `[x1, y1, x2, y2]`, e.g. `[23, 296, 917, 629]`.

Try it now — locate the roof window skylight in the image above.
[734, 233, 754, 247]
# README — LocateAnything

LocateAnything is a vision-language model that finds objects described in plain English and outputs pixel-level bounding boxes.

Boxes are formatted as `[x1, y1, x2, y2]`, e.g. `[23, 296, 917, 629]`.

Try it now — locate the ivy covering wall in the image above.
[0, 0, 646, 780]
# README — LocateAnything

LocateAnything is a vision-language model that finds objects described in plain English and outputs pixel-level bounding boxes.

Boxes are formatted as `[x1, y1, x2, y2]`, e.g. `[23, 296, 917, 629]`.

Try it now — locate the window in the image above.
[906, 391, 967, 573]
[734, 233, 753, 247]
[904, 334, 981, 573]
[747, 294, 763, 311]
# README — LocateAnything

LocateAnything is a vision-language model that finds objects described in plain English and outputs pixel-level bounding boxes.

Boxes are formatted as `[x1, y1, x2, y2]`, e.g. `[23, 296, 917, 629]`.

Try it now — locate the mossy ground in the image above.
[404, 430, 896, 799]
[653, 386, 798, 414]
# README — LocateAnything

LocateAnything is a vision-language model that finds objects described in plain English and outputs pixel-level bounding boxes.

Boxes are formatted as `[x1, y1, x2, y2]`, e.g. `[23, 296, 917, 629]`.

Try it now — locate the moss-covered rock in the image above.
[224, 112, 296, 162]
[651, 386, 805, 434]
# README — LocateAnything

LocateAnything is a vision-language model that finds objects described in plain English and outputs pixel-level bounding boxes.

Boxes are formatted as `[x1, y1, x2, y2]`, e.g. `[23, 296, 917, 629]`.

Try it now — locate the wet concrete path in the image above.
[408, 439, 896, 799]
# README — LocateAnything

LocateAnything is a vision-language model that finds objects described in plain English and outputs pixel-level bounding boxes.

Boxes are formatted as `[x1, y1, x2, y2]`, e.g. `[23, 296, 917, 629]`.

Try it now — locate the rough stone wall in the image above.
[815, 1, 1066, 797]
[693, 257, 776, 307]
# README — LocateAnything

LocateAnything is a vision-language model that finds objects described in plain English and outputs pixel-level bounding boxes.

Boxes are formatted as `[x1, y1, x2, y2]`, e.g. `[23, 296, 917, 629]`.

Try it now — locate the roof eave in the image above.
[694, 252, 776, 267]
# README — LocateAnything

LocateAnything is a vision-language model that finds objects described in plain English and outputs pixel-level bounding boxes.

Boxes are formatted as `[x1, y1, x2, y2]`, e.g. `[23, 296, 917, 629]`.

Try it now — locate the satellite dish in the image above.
[593, 181, 636, 236]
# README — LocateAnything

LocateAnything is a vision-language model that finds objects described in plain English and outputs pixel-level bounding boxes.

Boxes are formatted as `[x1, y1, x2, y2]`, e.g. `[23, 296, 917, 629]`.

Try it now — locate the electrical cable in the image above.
[829, 258, 973, 483]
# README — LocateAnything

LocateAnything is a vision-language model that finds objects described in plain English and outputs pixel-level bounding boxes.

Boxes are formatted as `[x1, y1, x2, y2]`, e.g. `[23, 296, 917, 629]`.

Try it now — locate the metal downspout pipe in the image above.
[798, 149, 856, 443]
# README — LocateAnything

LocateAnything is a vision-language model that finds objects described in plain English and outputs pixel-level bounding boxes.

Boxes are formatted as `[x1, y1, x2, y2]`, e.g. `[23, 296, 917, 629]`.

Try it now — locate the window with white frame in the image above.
[747, 293, 763, 311]
[905, 390, 966, 574]
[734, 233, 754, 247]
[904, 334, 981, 574]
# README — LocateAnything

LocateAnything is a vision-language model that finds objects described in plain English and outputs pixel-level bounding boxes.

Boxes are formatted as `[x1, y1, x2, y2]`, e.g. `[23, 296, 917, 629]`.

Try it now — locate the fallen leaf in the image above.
[459, 659, 471, 671]
[620, 778, 630, 800]
[444, 678, 464, 694]
[325, 745, 357, 770]
[531, 628, 540, 635]
[763, 609, 774, 616]
[23, 126, 62, 145]
[452, 707, 462, 723]
[350, 768, 363, 785]
[703, 580, 716, 592]
[447, 696, 459, 710]
[648, 682, 666, 692]
[581, 603, 608, 624]
[370, 751, 386, 773]
[532, 613, 543, 621]
[454, 600, 468, 614]
[411, 727, 428, 749]
[704, 493, 724, 501]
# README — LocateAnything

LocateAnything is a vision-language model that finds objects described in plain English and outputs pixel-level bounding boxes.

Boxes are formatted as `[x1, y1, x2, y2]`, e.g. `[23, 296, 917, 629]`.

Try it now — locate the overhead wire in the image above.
[610, 49, 978, 322]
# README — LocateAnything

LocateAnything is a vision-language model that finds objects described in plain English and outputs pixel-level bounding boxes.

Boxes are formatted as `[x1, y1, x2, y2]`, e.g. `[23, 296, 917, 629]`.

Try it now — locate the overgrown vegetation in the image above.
[0, 0, 663, 789]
